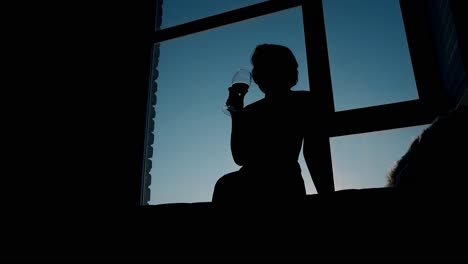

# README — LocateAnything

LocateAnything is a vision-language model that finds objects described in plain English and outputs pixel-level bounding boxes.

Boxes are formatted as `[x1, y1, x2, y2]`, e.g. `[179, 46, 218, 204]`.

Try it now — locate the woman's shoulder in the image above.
[243, 90, 311, 111]
[244, 98, 266, 112]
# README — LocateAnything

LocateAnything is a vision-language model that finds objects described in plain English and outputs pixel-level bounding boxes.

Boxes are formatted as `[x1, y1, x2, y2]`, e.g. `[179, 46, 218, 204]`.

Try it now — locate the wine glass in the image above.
[223, 69, 252, 116]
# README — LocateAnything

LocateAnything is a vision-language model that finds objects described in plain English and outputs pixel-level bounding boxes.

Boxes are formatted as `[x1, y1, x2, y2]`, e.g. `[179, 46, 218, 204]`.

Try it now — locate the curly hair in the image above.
[251, 44, 299, 92]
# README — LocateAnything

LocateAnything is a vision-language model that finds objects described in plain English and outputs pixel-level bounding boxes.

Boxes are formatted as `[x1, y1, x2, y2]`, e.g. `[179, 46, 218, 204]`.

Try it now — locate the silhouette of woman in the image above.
[213, 44, 334, 205]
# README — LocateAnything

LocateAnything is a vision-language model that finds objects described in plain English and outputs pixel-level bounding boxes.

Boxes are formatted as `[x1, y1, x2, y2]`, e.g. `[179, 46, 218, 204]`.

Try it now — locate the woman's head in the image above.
[251, 44, 298, 94]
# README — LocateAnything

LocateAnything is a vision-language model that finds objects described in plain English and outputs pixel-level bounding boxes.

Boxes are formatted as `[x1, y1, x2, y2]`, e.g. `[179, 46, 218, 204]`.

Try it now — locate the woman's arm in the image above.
[230, 111, 246, 166]
[226, 85, 249, 166]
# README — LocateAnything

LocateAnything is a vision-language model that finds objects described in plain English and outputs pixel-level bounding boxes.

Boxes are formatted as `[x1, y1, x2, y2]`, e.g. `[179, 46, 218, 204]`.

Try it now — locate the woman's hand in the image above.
[226, 83, 249, 113]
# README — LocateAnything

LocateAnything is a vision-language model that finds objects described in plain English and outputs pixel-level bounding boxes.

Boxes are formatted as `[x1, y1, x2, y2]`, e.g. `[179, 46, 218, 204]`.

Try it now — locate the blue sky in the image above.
[149, 0, 428, 205]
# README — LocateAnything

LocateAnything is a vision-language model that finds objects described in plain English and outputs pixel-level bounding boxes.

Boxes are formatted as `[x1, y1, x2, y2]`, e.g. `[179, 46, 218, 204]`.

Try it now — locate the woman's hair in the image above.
[251, 44, 298, 91]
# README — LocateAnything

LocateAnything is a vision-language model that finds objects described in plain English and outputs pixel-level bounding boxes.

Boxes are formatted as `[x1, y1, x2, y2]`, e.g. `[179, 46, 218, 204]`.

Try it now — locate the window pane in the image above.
[330, 125, 429, 190]
[323, 0, 418, 111]
[149, 7, 313, 205]
[158, 0, 267, 30]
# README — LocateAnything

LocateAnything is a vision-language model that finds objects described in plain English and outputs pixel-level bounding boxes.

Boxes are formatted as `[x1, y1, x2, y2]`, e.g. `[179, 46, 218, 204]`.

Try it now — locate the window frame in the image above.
[140, 0, 445, 205]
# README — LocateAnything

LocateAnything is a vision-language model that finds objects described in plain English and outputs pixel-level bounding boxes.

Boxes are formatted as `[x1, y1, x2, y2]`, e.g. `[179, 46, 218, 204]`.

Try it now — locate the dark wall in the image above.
[450, 0, 468, 107]
[5, 2, 157, 259]
[15, 2, 156, 209]
[59, 2, 155, 208]
[427, 0, 468, 108]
